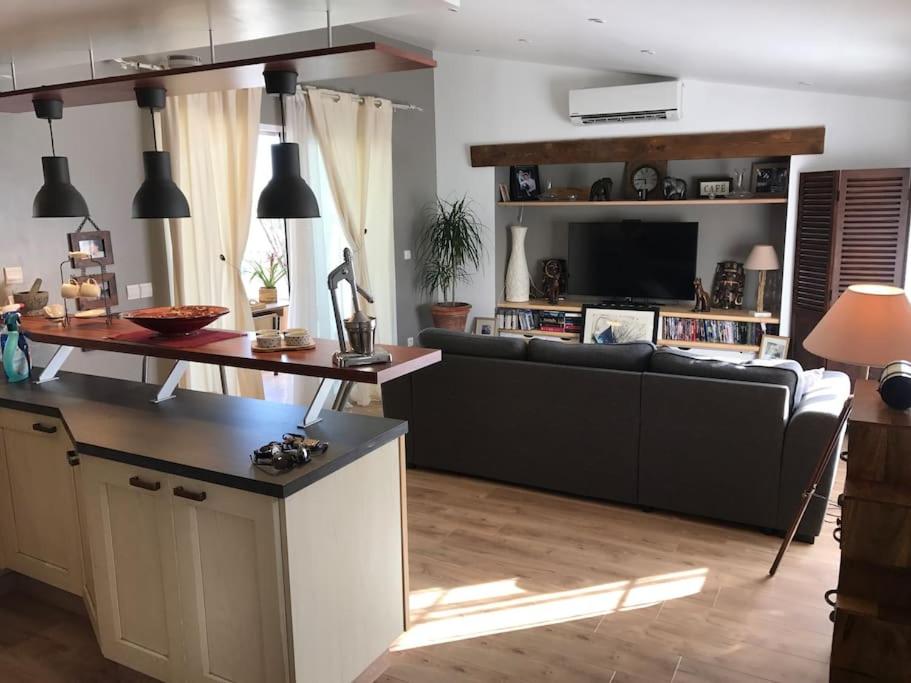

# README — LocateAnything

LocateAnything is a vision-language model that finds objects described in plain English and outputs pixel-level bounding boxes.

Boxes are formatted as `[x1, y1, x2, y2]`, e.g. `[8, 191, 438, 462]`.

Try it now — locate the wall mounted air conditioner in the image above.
[569, 81, 683, 125]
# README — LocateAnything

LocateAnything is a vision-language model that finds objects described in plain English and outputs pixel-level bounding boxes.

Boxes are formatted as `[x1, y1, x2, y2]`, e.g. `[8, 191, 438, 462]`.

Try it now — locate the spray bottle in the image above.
[2, 311, 31, 383]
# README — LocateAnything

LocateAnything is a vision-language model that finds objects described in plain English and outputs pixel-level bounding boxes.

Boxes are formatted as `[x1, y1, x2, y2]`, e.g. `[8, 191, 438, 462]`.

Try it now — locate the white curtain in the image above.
[162, 88, 264, 399]
[305, 87, 396, 404]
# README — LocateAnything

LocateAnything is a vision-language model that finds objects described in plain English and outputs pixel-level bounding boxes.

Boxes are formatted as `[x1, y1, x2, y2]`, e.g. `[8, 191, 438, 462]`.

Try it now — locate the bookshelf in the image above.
[497, 198, 788, 208]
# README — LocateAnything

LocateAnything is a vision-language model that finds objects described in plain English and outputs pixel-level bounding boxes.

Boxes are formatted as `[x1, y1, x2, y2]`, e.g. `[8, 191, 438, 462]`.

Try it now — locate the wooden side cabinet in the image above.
[0, 408, 84, 595]
[831, 381, 911, 681]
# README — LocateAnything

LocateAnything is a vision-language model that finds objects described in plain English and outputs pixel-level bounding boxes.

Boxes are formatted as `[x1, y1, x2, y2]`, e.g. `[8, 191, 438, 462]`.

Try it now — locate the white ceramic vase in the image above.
[505, 225, 530, 302]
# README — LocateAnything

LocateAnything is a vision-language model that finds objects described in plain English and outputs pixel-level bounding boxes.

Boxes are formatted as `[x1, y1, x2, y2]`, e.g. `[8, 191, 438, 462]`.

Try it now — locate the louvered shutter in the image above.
[791, 171, 837, 368]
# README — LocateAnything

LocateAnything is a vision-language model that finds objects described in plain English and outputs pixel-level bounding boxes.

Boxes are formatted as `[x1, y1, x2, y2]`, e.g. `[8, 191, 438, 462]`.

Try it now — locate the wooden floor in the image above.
[0, 463, 841, 683]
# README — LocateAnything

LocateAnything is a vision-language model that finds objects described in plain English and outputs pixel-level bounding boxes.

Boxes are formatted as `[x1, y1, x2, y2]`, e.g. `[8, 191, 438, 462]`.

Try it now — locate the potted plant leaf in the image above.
[417, 196, 484, 331]
[249, 253, 287, 304]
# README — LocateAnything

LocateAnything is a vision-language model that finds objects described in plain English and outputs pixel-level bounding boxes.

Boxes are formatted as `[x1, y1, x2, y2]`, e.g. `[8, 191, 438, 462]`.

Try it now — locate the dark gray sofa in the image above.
[382, 328, 851, 541]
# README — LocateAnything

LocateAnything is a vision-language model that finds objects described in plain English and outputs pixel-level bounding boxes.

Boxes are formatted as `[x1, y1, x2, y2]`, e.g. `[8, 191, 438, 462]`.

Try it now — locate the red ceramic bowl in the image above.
[121, 306, 230, 336]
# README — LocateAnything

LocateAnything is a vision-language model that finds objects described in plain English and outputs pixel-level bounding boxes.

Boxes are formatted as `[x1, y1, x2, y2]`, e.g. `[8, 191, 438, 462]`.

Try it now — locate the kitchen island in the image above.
[0, 371, 414, 682]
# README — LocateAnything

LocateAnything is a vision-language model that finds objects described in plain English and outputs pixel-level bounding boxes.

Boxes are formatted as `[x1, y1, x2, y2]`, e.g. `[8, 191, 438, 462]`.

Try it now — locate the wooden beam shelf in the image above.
[0, 42, 435, 113]
[657, 340, 760, 353]
[471, 126, 825, 167]
[498, 198, 787, 207]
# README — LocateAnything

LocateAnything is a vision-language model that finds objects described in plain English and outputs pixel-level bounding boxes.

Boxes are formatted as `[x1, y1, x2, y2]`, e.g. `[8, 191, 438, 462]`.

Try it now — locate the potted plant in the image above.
[417, 196, 484, 331]
[249, 253, 287, 304]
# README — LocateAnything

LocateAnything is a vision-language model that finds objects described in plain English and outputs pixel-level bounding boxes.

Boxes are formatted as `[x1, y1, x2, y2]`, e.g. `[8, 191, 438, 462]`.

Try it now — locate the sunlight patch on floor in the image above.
[394, 568, 708, 650]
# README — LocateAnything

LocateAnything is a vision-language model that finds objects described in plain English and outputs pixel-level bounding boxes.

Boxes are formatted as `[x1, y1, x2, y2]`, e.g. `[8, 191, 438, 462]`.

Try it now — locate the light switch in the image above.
[403, 250, 412, 261]
[3, 266, 23, 284]
[139, 282, 154, 298]
[126, 284, 141, 300]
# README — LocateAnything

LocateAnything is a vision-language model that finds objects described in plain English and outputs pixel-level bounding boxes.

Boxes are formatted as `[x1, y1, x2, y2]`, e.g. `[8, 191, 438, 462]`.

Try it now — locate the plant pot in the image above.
[431, 302, 472, 331]
[258, 287, 278, 304]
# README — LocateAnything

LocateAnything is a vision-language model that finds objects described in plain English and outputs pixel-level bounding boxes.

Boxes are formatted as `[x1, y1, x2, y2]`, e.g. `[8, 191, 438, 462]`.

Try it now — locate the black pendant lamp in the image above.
[257, 70, 320, 219]
[32, 98, 90, 218]
[132, 87, 190, 219]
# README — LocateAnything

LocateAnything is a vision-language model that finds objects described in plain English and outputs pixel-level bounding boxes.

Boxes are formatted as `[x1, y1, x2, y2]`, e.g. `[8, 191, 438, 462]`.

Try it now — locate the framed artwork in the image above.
[580, 304, 659, 344]
[696, 176, 732, 198]
[75, 272, 118, 311]
[473, 316, 497, 336]
[759, 334, 790, 360]
[68, 230, 114, 267]
[750, 162, 790, 196]
[509, 165, 540, 201]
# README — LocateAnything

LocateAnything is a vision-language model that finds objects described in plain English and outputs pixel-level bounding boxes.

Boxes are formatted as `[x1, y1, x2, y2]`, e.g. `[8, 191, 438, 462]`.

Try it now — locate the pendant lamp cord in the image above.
[47, 119, 56, 156]
[279, 93, 286, 143]
[149, 108, 159, 151]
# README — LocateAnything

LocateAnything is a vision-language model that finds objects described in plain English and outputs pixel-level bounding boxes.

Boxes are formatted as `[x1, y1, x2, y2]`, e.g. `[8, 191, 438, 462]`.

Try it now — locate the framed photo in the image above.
[758, 334, 790, 360]
[68, 230, 114, 267]
[498, 183, 510, 202]
[581, 304, 659, 344]
[75, 272, 118, 311]
[750, 162, 789, 196]
[473, 316, 497, 336]
[696, 177, 732, 198]
[509, 165, 540, 201]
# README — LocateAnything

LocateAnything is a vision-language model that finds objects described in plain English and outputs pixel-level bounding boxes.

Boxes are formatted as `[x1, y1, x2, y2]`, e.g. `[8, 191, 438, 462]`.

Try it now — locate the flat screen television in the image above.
[567, 221, 698, 300]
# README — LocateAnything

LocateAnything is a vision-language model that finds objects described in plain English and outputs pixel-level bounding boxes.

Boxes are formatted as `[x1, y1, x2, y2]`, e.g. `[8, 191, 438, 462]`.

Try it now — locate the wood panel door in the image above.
[169, 474, 290, 683]
[0, 413, 83, 595]
[81, 456, 184, 682]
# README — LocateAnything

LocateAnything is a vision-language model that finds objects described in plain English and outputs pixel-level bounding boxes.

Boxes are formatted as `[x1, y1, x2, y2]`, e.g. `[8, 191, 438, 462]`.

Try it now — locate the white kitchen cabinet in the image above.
[170, 474, 290, 683]
[0, 409, 83, 595]
[80, 455, 184, 682]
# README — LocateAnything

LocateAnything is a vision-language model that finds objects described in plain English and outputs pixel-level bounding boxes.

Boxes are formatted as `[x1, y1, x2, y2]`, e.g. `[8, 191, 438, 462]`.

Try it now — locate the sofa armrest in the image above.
[777, 371, 851, 539]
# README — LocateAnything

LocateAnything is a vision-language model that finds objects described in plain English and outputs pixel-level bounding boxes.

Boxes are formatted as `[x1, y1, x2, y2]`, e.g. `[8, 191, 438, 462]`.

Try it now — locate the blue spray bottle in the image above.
[2, 312, 31, 382]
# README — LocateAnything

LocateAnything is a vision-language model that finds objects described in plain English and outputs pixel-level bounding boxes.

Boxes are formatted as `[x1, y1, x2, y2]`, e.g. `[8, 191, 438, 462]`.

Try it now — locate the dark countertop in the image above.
[0, 372, 407, 498]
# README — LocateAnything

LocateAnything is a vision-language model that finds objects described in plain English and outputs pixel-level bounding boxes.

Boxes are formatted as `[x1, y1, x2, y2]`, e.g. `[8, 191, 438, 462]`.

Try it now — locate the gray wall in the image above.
[496, 158, 787, 311]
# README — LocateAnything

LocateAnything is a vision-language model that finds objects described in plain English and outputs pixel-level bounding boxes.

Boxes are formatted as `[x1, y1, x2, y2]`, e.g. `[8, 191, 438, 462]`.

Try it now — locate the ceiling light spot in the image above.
[798, 81, 812, 87]
[517, 38, 529, 44]
[640, 49, 656, 56]
[588, 17, 605, 24]
[448, 6, 459, 12]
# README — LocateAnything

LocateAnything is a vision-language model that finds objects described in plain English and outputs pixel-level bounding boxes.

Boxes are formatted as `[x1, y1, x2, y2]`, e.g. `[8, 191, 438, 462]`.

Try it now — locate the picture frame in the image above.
[750, 162, 790, 197]
[696, 176, 732, 198]
[509, 165, 541, 201]
[74, 272, 118, 311]
[68, 230, 114, 267]
[758, 334, 790, 360]
[498, 183, 510, 202]
[473, 316, 497, 336]
[580, 303, 659, 344]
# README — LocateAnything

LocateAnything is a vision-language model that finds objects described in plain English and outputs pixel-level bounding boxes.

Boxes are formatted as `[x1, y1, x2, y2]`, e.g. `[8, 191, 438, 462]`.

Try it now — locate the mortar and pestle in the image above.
[13, 279, 50, 317]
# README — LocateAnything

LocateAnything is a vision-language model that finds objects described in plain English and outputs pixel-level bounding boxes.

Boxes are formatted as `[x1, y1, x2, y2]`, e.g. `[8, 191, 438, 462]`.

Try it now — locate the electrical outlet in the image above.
[403, 250, 412, 261]
[126, 284, 141, 300]
[139, 282, 154, 298]
[406, 336, 414, 347]
[3, 266, 23, 285]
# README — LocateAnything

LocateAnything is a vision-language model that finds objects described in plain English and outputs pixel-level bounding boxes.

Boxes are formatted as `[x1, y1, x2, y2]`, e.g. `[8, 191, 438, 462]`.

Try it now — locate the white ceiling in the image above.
[360, 0, 911, 100]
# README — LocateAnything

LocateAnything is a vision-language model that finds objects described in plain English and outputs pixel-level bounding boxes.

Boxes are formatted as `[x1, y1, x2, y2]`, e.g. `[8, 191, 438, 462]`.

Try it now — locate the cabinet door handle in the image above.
[32, 422, 57, 434]
[129, 475, 161, 492]
[173, 486, 207, 502]
[66, 450, 80, 467]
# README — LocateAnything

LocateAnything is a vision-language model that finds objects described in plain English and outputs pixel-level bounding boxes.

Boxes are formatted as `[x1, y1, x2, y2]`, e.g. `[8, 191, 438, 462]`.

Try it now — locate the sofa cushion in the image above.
[528, 339, 655, 372]
[418, 328, 527, 360]
[649, 347, 803, 409]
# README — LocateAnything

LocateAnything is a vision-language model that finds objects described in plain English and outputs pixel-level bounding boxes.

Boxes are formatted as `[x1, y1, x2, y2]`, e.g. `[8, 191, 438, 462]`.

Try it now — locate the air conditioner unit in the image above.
[569, 81, 683, 125]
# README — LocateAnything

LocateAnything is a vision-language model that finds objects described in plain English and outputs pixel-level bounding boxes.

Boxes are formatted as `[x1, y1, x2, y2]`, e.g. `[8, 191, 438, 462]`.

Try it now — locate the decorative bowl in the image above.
[122, 305, 229, 336]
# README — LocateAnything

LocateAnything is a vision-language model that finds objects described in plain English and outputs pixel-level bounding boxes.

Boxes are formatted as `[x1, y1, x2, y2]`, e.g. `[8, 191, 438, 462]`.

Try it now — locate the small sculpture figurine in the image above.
[663, 177, 687, 200]
[693, 278, 711, 312]
[711, 261, 745, 310]
[542, 258, 566, 305]
[589, 177, 613, 202]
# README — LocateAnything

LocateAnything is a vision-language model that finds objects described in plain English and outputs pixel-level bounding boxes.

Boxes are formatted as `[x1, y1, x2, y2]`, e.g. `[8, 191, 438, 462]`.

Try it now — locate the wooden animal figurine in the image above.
[589, 177, 613, 201]
[693, 278, 711, 312]
[663, 177, 687, 200]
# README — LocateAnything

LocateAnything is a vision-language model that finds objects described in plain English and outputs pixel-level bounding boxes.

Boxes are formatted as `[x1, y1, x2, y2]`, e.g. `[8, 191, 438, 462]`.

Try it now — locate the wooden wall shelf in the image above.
[497, 300, 780, 325]
[0, 42, 435, 113]
[471, 126, 825, 166]
[498, 198, 787, 208]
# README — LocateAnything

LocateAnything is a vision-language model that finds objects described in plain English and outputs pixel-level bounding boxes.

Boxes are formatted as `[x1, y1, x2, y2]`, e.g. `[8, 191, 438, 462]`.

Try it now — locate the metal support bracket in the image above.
[152, 360, 189, 404]
[36, 346, 75, 384]
[300, 378, 340, 428]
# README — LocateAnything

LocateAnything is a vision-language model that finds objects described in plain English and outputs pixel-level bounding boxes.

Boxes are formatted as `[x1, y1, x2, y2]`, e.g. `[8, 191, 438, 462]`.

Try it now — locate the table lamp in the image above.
[804, 284, 911, 408]
[744, 245, 779, 317]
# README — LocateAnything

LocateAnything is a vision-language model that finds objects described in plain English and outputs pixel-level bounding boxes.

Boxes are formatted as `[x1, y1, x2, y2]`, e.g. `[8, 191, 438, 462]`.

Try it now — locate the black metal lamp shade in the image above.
[33, 156, 90, 218]
[257, 142, 320, 219]
[132, 150, 191, 219]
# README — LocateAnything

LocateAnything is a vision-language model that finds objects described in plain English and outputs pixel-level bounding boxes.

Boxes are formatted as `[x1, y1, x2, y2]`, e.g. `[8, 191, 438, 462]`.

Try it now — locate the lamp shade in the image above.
[744, 244, 780, 271]
[804, 284, 911, 367]
[33, 156, 89, 218]
[257, 143, 320, 219]
[132, 151, 190, 219]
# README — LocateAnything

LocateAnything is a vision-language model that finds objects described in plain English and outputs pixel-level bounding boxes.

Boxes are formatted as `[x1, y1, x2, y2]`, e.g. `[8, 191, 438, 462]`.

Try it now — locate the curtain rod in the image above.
[299, 83, 423, 112]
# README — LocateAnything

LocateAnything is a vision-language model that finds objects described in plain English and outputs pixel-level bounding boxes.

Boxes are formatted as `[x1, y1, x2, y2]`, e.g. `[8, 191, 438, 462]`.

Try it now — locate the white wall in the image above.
[433, 51, 911, 332]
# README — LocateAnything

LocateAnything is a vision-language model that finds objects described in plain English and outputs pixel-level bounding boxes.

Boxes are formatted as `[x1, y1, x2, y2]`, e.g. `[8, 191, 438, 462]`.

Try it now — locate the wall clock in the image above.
[622, 160, 668, 200]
